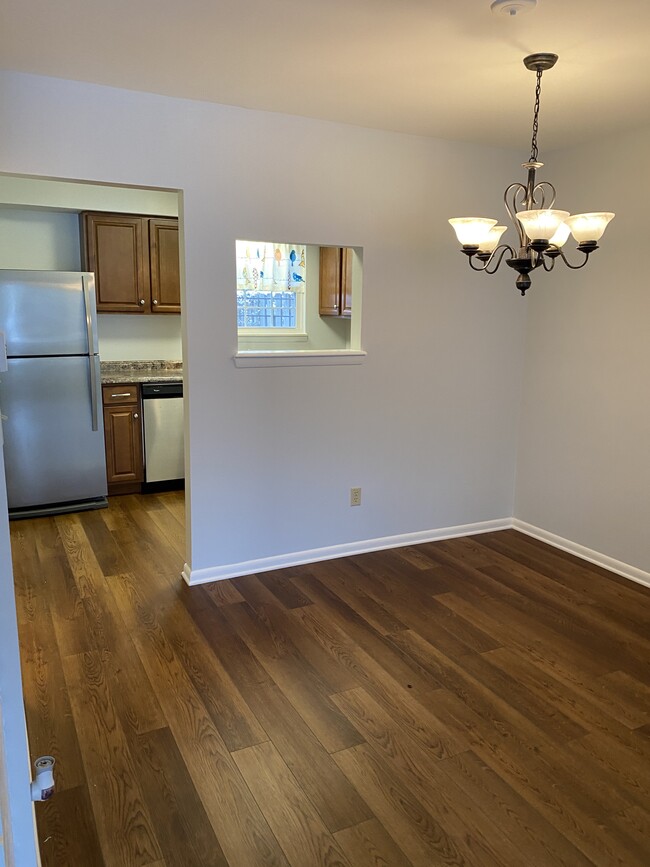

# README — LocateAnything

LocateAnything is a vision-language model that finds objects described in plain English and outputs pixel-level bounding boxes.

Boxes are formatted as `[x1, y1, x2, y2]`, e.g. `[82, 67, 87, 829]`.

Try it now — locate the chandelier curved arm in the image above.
[504, 183, 527, 247]
[541, 254, 555, 272]
[549, 246, 593, 270]
[532, 180, 557, 209]
[468, 244, 515, 273]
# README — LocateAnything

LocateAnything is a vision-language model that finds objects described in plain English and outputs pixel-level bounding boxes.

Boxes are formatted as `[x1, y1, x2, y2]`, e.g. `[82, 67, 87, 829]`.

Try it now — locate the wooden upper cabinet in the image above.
[319, 246, 353, 317]
[149, 218, 181, 313]
[341, 247, 353, 317]
[81, 212, 180, 314]
[82, 213, 148, 312]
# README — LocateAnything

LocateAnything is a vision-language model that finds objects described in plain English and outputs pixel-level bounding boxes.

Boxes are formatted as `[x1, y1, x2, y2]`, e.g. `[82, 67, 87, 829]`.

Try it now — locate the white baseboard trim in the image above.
[512, 519, 650, 589]
[182, 517, 511, 585]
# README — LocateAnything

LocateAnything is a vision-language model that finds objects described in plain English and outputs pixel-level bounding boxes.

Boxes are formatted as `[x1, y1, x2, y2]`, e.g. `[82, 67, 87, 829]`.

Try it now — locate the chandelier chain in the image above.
[529, 68, 543, 163]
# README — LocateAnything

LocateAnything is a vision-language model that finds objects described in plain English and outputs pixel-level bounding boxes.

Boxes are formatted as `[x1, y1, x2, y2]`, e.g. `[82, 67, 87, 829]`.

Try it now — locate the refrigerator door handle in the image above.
[81, 273, 99, 355]
[82, 274, 100, 431]
[88, 356, 100, 432]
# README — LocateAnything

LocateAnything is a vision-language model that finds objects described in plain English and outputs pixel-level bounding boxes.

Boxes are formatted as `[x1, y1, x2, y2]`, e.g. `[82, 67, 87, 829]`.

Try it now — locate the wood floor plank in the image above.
[333, 742, 466, 867]
[335, 555, 500, 658]
[598, 670, 650, 725]
[234, 574, 360, 693]
[430, 688, 646, 865]
[438, 591, 650, 730]
[202, 577, 245, 607]
[38, 549, 90, 658]
[153, 587, 268, 752]
[482, 646, 650, 746]
[295, 572, 444, 695]
[331, 687, 523, 866]
[457, 649, 587, 743]
[61, 650, 163, 866]
[438, 748, 595, 867]
[292, 603, 467, 759]
[13, 590, 86, 792]
[334, 818, 413, 867]
[478, 530, 650, 626]
[459, 535, 650, 653]
[481, 564, 650, 683]
[609, 805, 650, 861]
[569, 729, 650, 804]
[233, 740, 353, 867]
[110, 571, 291, 867]
[114, 498, 186, 583]
[257, 568, 314, 609]
[132, 726, 228, 866]
[302, 559, 409, 635]
[77, 507, 131, 577]
[53, 512, 106, 598]
[182, 594, 373, 833]
[221, 599, 364, 753]
[146, 505, 186, 561]
[35, 784, 105, 867]
[438, 587, 617, 679]
[78, 584, 167, 737]
[389, 627, 638, 820]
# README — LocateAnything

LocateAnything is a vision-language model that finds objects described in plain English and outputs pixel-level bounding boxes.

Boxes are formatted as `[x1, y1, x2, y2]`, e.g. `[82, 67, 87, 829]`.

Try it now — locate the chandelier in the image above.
[449, 53, 614, 295]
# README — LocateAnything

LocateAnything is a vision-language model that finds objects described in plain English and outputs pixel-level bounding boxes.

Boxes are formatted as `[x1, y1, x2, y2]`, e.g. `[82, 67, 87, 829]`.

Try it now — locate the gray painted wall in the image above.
[0, 70, 526, 576]
[514, 126, 650, 572]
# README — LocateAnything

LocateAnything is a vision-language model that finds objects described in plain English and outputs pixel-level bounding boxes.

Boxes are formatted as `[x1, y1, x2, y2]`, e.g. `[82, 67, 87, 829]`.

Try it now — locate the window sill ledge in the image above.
[233, 350, 367, 368]
[238, 332, 308, 344]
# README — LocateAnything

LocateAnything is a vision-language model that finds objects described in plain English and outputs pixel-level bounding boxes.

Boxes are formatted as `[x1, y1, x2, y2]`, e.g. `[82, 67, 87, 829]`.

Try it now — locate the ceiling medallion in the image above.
[490, 0, 537, 16]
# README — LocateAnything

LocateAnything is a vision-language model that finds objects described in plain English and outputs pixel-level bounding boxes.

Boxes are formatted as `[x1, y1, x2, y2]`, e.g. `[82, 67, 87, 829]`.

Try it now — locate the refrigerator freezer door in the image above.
[0, 356, 107, 513]
[0, 270, 99, 357]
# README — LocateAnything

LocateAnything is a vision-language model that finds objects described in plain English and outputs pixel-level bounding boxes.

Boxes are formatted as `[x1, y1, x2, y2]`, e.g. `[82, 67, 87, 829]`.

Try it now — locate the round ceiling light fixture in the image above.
[490, 0, 537, 15]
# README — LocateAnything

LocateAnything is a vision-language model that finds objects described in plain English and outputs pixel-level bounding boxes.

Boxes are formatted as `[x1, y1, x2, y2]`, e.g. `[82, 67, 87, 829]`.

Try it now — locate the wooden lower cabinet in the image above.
[102, 384, 143, 494]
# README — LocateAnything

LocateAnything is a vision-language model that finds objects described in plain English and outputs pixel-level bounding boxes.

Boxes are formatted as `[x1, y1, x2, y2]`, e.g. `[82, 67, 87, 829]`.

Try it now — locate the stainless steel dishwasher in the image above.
[141, 382, 184, 487]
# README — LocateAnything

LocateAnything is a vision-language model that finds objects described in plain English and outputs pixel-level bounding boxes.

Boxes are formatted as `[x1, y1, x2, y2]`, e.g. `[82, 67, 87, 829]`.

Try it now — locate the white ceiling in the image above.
[2, 0, 649, 153]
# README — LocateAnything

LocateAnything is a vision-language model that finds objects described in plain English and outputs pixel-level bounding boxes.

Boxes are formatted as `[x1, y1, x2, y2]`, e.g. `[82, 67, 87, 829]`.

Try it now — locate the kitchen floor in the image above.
[11, 494, 650, 866]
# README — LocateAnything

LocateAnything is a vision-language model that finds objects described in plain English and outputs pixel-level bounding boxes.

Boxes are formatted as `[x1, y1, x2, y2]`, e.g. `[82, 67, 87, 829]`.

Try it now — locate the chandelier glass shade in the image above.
[449, 53, 614, 295]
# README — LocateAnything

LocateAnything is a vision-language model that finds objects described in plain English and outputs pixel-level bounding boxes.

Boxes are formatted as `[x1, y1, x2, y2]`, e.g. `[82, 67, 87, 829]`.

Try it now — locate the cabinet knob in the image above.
[139, 299, 145, 306]
[133, 413, 139, 419]
[152, 299, 158, 305]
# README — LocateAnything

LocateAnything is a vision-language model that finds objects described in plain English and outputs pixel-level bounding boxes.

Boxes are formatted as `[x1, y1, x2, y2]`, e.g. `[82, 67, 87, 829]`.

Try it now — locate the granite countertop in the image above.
[100, 360, 183, 384]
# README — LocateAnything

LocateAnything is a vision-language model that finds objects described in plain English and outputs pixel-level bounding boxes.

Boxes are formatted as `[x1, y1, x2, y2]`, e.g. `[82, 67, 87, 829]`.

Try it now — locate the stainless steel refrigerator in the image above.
[0, 270, 108, 517]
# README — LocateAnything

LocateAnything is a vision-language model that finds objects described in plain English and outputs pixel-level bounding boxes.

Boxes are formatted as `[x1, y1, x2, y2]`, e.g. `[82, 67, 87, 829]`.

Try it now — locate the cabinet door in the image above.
[319, 246, 342, 315]
[103, 403, 143, 485]
[319, 246, 353, 317]
[82, 213, 149, 312]
[341, 247, 353, 317]
[149, 218, 181, 313]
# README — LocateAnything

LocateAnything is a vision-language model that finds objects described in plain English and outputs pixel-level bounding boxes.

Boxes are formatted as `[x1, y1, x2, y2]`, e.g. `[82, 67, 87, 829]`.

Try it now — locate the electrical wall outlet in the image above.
[350, 487, 362, 506]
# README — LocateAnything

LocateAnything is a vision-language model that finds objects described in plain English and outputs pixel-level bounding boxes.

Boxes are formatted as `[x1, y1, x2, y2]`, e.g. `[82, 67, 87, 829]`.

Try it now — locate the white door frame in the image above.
[0, 429, 40, 867]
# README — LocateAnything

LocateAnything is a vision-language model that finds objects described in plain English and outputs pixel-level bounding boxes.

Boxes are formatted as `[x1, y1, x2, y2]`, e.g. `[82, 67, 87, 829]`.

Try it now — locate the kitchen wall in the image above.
[0, 207, 80, 269]
[0, 181, 182, 362]
[514, 124, 650, 575]
[0, 71, 527, 579]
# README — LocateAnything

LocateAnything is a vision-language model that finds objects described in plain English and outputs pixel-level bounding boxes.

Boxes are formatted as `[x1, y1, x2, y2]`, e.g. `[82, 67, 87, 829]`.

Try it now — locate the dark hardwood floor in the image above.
[10, 491, 650, 866]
